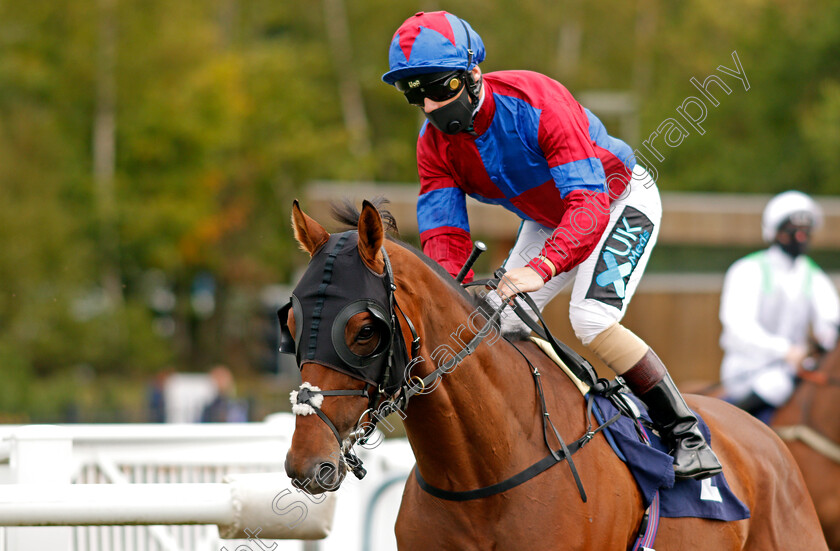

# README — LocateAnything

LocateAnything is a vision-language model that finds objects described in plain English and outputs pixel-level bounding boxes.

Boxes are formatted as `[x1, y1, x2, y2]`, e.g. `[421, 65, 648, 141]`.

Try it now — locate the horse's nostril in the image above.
[314, 461, 339, 490]
[284, 455, 300, 481]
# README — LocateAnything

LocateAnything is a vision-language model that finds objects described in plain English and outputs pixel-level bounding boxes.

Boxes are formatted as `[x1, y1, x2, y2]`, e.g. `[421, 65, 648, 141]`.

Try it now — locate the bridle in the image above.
[280, 233, 620, 500]
[278, 231, 509, 481]
[279, 231, 424, 480]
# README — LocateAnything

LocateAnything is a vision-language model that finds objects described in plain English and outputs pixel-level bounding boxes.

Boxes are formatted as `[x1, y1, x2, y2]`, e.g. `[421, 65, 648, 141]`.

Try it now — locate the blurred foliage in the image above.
[1, 0, 839, 420]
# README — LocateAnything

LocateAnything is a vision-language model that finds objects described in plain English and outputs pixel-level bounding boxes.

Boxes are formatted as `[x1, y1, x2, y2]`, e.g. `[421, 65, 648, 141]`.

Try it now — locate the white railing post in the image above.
[5, 425, 73, 551]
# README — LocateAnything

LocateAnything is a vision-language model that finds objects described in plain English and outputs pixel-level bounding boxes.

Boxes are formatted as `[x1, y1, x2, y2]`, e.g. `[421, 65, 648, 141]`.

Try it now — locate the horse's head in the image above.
[282, 199, 421, 494]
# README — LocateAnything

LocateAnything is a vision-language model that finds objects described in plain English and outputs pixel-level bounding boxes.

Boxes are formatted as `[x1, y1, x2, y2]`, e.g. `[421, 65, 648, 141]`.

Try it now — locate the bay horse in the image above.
[283, 200, 826, 550]
[772, 343, 840, 548]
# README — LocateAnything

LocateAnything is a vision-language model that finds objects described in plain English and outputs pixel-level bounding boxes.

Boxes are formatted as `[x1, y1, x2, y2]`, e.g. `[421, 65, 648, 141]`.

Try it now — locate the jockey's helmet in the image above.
[381, 11, 485, 85]
[761, 191, 823, 243]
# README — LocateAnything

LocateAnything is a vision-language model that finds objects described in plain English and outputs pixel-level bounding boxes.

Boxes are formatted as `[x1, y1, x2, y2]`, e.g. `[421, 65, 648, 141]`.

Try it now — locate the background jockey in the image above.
[719, 191, 840, 422]
[382, 11, 722, 479]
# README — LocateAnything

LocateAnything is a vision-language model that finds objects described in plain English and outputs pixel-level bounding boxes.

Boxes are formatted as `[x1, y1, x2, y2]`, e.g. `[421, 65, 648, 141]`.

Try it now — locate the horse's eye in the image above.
[357, 325, 376, 341]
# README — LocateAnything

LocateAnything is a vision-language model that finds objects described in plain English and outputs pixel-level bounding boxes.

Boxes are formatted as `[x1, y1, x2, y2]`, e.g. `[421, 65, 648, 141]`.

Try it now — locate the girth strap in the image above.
[511, 338, 589, 501]
[413, 400, 620, 501]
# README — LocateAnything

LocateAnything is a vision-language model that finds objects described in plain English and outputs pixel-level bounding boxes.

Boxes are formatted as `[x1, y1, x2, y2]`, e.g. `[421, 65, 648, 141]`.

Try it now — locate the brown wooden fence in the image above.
[541, 275, 725, 385]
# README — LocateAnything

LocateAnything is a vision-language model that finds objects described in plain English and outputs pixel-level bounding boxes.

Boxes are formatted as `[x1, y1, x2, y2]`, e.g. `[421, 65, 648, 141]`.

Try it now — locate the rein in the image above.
[467, 269, 601, 389]
[796, 368, 840, 387]
[691, 356, 840, 398]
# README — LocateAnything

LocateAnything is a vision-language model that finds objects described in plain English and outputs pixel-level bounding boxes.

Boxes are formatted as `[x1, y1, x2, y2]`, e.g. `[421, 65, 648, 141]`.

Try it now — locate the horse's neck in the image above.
[398, 284, 580, 489]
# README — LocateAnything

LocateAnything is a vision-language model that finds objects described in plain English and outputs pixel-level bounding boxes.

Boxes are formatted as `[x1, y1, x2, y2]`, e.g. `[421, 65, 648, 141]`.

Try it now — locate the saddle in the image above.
[529, 336, 590, 396]
[531, 336, 750, 523]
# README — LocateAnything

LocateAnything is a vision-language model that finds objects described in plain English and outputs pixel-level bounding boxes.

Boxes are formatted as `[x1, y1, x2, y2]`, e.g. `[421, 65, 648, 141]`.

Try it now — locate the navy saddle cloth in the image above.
[591, 393, 750, 522]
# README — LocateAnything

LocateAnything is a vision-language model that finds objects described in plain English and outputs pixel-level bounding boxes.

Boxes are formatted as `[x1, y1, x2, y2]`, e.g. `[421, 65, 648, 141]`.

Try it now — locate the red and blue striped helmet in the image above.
[382, 11, 485, 85]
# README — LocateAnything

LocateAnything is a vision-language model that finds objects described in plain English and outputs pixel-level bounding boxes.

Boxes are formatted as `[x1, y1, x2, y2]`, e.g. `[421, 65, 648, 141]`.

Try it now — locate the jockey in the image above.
[382, 11, 722, 479]
[720, 191, 840, 421]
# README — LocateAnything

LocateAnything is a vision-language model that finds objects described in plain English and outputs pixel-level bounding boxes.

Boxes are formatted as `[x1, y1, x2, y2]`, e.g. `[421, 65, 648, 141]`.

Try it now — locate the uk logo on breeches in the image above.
[586, 206, 654, 309]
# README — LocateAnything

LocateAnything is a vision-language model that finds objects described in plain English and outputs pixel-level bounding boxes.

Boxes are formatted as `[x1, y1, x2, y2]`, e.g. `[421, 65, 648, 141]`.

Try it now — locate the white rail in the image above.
[0, 417, 415, 551]
[0, 419, 337, 551]
[0, 483, 234, 526]
[0, 474, 335, 539]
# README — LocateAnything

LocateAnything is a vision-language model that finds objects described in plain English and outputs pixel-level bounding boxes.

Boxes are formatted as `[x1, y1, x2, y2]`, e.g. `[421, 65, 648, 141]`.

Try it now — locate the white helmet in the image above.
[761, 191, 823, 243]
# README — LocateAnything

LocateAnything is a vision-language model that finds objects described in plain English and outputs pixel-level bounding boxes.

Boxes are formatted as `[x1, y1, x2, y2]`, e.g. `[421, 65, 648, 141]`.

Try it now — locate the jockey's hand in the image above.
[496, 266, 545, 302]
[785, 344, 808, 371]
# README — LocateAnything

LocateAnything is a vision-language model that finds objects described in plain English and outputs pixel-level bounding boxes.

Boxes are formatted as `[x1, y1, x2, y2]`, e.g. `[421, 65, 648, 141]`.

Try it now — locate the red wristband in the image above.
[527, 257, 554, 283]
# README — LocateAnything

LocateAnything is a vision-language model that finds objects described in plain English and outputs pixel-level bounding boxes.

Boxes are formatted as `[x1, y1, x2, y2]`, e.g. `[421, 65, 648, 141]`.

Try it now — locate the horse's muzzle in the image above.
[284, 453, 346, 494]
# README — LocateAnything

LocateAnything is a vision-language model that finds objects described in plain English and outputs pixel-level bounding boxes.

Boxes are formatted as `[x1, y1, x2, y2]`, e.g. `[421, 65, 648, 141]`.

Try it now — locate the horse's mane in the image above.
[330, 198, 478, 303]
[331, 197, 399, 235]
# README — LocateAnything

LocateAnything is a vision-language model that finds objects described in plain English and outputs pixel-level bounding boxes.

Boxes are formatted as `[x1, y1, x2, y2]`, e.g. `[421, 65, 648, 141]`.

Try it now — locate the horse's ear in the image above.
[358, 200, 385, 273]
[291, 200, 330, 257]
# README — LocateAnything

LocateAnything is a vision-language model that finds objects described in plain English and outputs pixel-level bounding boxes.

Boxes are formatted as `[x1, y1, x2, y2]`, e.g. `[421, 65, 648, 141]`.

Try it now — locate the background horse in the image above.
[683, 341, 840, 548]
[283, 200, 826, 550]
[772, 344, 840, 548]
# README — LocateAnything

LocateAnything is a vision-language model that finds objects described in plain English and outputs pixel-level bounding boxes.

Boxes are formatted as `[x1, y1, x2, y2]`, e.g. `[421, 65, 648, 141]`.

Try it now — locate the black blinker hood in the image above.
[278, 231, 410, 394]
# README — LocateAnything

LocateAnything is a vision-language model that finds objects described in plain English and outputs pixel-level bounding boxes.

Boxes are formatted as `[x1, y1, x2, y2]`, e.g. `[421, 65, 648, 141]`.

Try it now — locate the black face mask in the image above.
[277, 232, 409, 393]
[775, 222, 812, 259]
[425, 88, 476, 134]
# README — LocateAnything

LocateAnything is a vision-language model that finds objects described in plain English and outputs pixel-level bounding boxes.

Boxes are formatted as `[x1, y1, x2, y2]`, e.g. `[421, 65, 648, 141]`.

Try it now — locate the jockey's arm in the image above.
[527, 188, 611, 280]
[421, 226, 474, 281]
[416, 149, 474, 282]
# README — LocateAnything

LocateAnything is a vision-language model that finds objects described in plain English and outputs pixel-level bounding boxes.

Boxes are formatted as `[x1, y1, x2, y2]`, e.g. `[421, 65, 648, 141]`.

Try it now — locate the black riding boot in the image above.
[622, 349, 723, 480]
